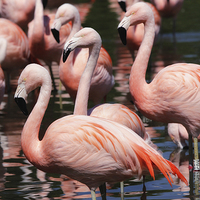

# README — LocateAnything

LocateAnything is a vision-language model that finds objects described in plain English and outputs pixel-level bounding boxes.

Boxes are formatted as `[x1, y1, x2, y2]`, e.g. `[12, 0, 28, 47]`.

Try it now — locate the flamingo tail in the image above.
[131, 143, 188, 186]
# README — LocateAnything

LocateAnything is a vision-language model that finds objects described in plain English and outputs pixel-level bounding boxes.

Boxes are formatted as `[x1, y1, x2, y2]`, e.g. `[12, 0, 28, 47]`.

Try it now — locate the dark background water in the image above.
[0, 0, 200, 199]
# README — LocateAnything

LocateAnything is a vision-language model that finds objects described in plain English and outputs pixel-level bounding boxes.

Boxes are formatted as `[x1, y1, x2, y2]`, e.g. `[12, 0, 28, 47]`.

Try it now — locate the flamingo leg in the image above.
[58, 80, 63, 110]
[120, 181, 124, 200]
[47, 64, 57, 93]
[91, 189, 97, 200]
[193, 137, 200, 171]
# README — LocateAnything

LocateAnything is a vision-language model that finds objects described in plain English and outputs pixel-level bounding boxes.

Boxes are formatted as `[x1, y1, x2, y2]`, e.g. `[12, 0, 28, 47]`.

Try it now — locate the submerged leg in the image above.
[120, 181, 124, 200]
[48, 64, 57, 93]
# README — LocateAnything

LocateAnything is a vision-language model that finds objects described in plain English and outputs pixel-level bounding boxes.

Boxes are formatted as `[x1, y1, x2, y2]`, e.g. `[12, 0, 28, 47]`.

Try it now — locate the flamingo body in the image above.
[89, 103, 147, 139]
[168, 123, 200, 149]
[0, 18, 31, 72]
[0, 0, 36, 30]
[151, 0, 184, 18]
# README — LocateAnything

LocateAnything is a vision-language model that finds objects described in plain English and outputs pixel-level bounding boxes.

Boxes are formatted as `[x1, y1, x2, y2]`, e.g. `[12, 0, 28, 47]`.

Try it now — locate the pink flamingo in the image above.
[28, 0, 72, 92]
[168, 123, 200, 149]
[15, 28, 187, 200]
[118, 0, 161, 58]
[51, 3, 114, 104]
[151, 0, 184, 18]
[0, 18, 39, 92]
[118, 2, 200, 170]
[150, 0, 184, 39]
[0, 0, 47, 31]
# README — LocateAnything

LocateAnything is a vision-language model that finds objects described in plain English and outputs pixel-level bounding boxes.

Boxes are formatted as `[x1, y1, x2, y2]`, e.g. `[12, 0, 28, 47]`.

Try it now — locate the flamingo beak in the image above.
[63, 48, 71, 63]
[118, 15, 131, 45]
[118, 0, 126, 12]
[51, 28, 60, 43]
[118, 27, 127, 45]
[14, 83, 28, 116]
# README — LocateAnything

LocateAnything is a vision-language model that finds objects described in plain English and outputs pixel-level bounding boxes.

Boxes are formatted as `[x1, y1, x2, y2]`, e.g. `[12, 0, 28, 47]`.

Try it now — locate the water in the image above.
[0, 0, 200, 199]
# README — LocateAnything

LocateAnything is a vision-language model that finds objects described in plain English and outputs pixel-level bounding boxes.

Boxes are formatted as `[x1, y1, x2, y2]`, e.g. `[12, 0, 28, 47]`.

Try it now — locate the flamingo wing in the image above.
[152, 64, 200, 109]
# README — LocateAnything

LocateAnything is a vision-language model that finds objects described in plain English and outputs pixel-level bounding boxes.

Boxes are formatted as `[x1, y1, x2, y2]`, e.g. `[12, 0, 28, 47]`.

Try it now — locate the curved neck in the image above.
[129, 14, 155, 102]
[21, 78, 51, 168]
[73, 43, 101, 115]
[59, 11, 82, 88]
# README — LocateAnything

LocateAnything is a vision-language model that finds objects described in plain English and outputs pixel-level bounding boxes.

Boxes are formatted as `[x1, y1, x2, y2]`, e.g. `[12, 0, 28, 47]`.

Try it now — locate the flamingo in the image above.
[0, 18, 40, 92]
[150, 0, 184, 40]
[168, 123, 200, 149]
[51, 3, 114, 105]
[15, 28, 187, 200]
[28, 0, 72, 92]
[0, 0, 48, 31]
[151, 0, 184, 18]
[118, 2, 200, 171]
[118, 0, 161, 58]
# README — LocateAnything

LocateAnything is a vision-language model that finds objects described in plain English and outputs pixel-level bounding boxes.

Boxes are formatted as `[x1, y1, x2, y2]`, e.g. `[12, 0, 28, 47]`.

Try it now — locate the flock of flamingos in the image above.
[1, 0, 200, 199]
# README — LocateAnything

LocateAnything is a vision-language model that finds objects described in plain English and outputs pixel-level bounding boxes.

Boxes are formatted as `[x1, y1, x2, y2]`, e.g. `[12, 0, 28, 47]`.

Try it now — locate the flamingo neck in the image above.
[73, 43, 101, 115]
[31, 0, 44, 43]
[64, 13, 82, 68]
[129, 13, 155, 105]
[21, 78, 51, 168]
[59, 11, 82, 91]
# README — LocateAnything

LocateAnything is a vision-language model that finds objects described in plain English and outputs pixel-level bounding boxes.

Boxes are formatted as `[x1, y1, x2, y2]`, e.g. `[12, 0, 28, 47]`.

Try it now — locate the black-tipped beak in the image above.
[51, 28, 60, 43]
[42, 0, 48, 9]
[118, 27, 127, 45]
[63, 48, 71, 63]
[118, 1, 126, 12]
[15, 97, 28, 116]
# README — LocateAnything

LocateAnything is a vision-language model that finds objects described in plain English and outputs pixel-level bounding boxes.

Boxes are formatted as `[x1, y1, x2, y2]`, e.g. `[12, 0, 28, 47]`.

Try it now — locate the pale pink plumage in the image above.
[0, 0, 38, 30]
[168, 123, 200, 149]
[89, 103, 148, 140]
[151, 0, 184, 18]
[151, 0, 184, 38]
[15, 28, 187, 199]
[0, 18, 39, 91]
[118, 2, 200, 169]
[51, 3, 114, 104]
